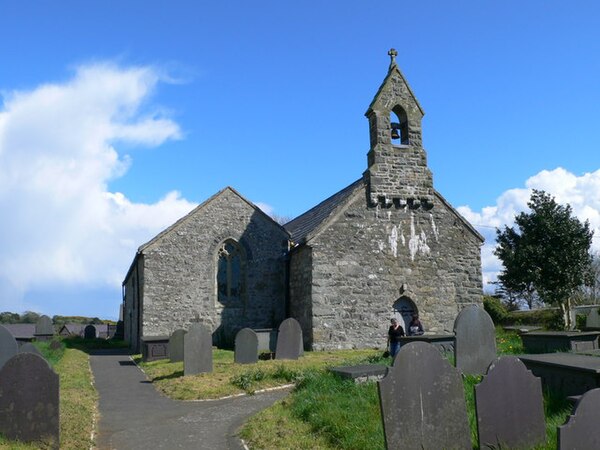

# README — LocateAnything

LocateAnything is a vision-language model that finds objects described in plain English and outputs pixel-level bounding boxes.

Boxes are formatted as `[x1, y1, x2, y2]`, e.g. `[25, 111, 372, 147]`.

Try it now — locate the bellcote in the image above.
[364, 49, 434, 208]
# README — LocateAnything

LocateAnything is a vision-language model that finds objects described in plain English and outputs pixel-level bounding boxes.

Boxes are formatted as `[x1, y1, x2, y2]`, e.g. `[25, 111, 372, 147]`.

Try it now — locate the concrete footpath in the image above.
[90, 349, 289, 450]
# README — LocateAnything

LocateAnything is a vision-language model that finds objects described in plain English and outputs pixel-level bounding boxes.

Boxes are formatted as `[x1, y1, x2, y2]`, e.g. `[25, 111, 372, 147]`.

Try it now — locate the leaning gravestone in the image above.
[586, 308, 600, 330]
[184, 323, 213, 375]
[235, 328, 259, 364]
[34, 315, 55, 341]
[558, 387, 600, 449]
[275, 318, 303, 360]
[454, 305, 496, 375]
[378, 341, 471, 450]
[169, 329, 187, 363]
[19, 342, 44, 358]
[0, 324, 19, 369]
[475, 356, 545, 449]
[0, 353, 59, 449]
[84, 325, 97, 339]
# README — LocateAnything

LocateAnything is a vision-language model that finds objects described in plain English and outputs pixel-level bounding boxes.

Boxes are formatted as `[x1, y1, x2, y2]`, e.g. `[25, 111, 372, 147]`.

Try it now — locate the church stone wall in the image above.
[288, 245, 313, 349]
[140, 189, 288, 347]
[305, 187, 482, 350]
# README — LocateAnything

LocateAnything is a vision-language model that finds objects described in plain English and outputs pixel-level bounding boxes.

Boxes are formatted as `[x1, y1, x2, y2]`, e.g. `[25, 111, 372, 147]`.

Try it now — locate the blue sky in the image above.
[1, 1, 599, 319]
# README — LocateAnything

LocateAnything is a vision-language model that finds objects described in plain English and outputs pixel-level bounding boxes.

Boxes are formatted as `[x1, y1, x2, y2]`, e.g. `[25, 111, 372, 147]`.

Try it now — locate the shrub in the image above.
[483, 296, 509, 325]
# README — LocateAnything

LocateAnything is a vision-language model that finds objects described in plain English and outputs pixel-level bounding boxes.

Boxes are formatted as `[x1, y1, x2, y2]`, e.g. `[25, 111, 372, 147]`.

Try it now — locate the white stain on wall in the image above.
[408, 213, 431, 261]
[389, 225, 398, 257]
[430, 213, 439, 242]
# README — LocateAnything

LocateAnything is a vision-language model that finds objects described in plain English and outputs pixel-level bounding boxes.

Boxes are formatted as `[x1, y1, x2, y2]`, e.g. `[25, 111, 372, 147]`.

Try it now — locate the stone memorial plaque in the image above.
[169, 329, 186, 363]
[558, 387, 600, 449]
[0, 353, 59, 448]
[234, 328, 259, 364]
[19, 342, 44, 358]
[475, 356, 545, 449]
[378, 342, 471, 449]
[454, 305, 496, 375]
[586, 308, 600, 329]
[275, 318, 303, 360]
[184, 324, 213, 375]
[84, 325, 97, 339]
[0, 324, 19, 369]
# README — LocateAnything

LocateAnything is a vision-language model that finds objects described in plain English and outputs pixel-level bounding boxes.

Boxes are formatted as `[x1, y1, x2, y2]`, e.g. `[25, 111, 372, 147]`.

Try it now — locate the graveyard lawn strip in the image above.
[495, 327, 524, 355]
[136, 349, 380, 400]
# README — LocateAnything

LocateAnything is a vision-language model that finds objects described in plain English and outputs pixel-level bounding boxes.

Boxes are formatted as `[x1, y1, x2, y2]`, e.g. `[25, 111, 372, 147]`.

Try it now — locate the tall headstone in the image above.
[34, 315, 54, 341]
[0, 324, 19, 369]
[558, 388, 600, 449]
[234, 328, 259, 364]
[169, 329, 187, 363]
[454, 305, 496, 375]
[475, 356, 545, 449]
[275, 318, 303, 360]
[19, 342, 44, 358]
[84, 325, 97, 339]
[586, 308, 600, 329]
[378, 342, 471, 450]
[184, 323, 213, 375]
[0, 353, 60, 449]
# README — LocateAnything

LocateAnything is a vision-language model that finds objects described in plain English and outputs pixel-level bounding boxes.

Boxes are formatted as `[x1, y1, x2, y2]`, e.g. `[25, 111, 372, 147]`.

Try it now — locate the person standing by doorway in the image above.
[387, 318, 405, 358]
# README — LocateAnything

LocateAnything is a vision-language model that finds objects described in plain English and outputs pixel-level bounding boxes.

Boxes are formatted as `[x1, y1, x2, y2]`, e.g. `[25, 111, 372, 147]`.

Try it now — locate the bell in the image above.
[391, 127, 400, 140]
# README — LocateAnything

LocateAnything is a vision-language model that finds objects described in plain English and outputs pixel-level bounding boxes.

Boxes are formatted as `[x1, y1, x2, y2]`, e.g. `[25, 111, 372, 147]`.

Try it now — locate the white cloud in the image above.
[458, 167, 600, 293]
[0, 62, 196, 312]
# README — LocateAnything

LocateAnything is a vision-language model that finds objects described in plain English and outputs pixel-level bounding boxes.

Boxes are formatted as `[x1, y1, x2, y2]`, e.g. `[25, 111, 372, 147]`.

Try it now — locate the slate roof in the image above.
[2, 323, 36, 339]
[284, 178, 364, 244]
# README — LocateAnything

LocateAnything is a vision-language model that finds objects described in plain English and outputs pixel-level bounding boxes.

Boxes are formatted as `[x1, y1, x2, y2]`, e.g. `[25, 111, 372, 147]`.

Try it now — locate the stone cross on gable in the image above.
[388, 48, 398, 67]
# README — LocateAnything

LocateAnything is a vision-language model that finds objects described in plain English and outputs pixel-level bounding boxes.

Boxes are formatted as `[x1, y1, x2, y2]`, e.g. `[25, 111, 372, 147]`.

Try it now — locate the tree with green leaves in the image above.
[494, 190, 594, 329]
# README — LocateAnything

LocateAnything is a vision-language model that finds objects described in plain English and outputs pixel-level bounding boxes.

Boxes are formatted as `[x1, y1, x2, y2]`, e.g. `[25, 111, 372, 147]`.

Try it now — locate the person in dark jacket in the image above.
[407, 314, 424, 336]
[387, 318, 405, 358]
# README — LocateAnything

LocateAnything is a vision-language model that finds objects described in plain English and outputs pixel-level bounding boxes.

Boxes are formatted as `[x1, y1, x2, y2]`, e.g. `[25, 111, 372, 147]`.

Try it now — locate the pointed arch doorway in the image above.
[392, 296, 418, 331]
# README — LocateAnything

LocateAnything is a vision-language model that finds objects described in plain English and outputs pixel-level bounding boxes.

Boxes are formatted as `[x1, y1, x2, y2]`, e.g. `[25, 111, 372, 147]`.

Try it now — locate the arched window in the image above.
[216, 239, 244, 304]
[390, 106, 409, 145]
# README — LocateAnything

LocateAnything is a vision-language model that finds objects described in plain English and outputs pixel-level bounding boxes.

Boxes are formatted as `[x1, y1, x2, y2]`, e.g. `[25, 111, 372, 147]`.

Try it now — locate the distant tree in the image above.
[20, 311, 41, 323]
[494, 190, 594, 329]
[0, 311, 21, 324]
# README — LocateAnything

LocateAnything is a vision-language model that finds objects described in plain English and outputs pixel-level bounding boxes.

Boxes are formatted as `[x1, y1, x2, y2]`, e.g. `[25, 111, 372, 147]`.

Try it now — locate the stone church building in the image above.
[123, 50, 484, 353]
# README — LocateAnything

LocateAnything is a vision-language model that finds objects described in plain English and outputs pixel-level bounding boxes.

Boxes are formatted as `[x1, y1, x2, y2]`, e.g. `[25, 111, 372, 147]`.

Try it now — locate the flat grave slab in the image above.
[503, 325, 543, 334]
[330, 364, 388, 383]
[253, 328, 277, 352]
[518, 352, 600, 396]
[521, 331, 600, 353]
[399, 334, 455, 353]
[141, 335, 169, 362]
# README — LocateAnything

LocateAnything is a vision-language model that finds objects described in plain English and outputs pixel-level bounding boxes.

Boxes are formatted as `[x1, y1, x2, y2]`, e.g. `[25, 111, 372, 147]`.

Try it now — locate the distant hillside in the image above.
[0, 311, 116, 325]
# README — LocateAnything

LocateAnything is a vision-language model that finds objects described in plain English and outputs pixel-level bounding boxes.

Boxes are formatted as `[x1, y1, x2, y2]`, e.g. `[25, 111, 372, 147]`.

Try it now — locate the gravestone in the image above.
[275, 318, 303, 360]
[49, 340, 62, 350]
[0, 324, 19, 369]
[0, 353, 59, 448]
[19, 342, 44, 358]
[169, 329, 187, 363]
[454, 305, 496, 375]
[586, 308, 600, 329]
[34, 315, 54, 341]
[558, 387, 600, 449]
[475, 356, 545, 449]
[234, 328, 259, 364]
[184, 323, 213, 375]
[84, 325, 97, 339]
[378, 342, 471, 449]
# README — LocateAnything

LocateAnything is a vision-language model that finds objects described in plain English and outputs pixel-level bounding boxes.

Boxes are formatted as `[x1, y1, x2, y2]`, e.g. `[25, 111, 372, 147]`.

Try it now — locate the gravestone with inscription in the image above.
[378, 341, 471, 449]
[0, 353, 60, 449]
[454, 305, 496, 375]
[19, 342, 44, 358]
[586, 308, 600, 330]
[558, 387, 600, 449]
[0, 324, 19, 369]
[34, 315, 55, 341]
[234, 328, 259, 364]
[184, 323, 213, 375]
[84, 325, 97, 339]
[475, 356, 545, 449]
[169, 329, 186, 363]
[275, 318, 303, 360]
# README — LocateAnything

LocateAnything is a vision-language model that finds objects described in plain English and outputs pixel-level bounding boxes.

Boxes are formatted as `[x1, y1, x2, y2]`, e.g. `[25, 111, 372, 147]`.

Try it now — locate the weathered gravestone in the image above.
[0, 324, 19, 369]
[0, 353, 59, 449]
[34, 315, 55, 341]
[169, 329, 187, 363]
[558, 387, 600, 449]
[454, 305, 496, 375]
[475, 356, 545, 449]
[275, 318, 303, 360]
[586, 308, 600, 330]
[19, 342, 44, 358]
[184, 323, 213, 376]
[84, 325, 97, 339]
[378, 342, 471, 450]
[234, 328, 259, 364]
[49, 339, 62, 350]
